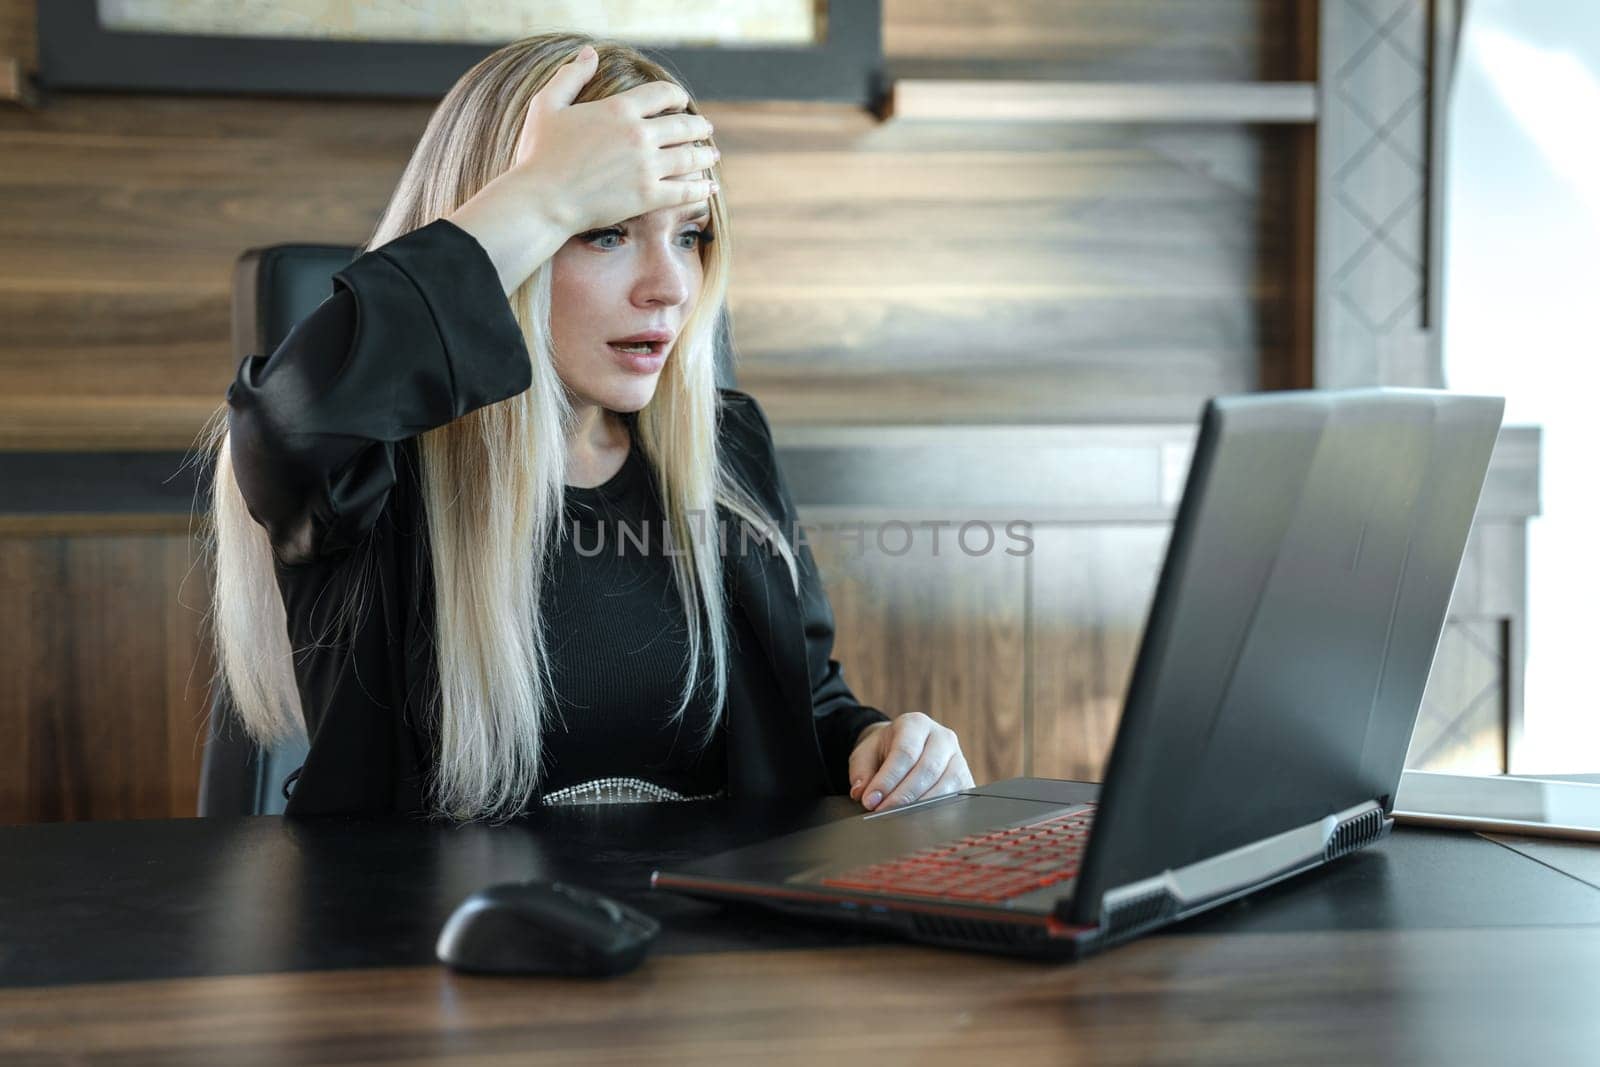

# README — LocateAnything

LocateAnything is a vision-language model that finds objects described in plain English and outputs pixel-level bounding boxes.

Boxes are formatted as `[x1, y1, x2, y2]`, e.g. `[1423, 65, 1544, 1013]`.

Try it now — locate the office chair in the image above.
[197, 232, 740, 816]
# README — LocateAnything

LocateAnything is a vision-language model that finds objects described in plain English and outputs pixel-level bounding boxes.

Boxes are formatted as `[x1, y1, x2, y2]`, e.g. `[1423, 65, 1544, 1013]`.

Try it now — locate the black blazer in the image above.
[225, 217, 889, 817]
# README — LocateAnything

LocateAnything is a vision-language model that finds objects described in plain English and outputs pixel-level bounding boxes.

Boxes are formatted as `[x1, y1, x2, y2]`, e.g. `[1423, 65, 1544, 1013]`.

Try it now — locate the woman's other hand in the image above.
[847, 712, 976, 812]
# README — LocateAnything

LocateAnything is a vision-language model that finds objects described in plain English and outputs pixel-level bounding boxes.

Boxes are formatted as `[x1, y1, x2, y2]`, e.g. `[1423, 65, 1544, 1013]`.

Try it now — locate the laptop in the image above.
[651, 388, 1506, 960]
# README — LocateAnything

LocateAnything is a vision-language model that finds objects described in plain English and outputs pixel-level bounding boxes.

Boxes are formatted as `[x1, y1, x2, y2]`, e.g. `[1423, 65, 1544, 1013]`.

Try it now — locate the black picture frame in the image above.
[35, 0, 884, 105]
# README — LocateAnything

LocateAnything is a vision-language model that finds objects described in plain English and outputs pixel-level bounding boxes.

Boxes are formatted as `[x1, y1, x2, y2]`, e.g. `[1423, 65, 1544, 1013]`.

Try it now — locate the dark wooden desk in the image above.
[3, 797, 1599, 1065]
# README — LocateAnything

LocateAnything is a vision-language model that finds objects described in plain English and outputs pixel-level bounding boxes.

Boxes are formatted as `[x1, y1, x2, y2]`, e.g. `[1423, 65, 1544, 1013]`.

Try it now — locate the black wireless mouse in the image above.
[436, 879, 661, 977]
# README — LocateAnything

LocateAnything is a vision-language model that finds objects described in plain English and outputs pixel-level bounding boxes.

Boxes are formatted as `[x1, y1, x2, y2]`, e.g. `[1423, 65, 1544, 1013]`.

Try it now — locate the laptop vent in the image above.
[1324, 808, 1386, 861]
[1102, 888, 1177, 940]
[908, 914, 1046, 952]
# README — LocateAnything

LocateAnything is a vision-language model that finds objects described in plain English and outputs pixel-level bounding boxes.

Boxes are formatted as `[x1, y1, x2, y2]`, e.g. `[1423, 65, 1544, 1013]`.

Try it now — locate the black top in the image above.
[540, 431, 728, 801]
[224, 216, 887, 816]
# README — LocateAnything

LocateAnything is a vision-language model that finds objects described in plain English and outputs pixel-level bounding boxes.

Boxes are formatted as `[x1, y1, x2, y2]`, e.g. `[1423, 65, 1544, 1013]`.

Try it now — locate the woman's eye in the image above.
[583, 228, 709, 250]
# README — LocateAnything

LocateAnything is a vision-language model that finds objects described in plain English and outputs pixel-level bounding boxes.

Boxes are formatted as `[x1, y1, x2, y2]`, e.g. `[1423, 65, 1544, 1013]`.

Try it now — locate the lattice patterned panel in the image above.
[1318, 0, 1439, 388]
[1404, 619, 1506, 774]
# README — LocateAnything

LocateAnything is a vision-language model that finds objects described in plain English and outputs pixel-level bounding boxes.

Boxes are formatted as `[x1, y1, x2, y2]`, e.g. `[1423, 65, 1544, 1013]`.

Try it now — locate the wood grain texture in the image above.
[0, 396, 223, 451]
[0, 427, 1539, 822]
[0, 0, 33, 68]
[6, 929, 1600, 1064]
[0, 514, 196, 536]
[884, 0, 1301, 80]
[1275, 0, 1317, 394]
[808, 520, 1029, 786]
[1028, 524, 1169, 781]
[724, 118, 1290, 423]
[1, 0, 1303, 446]
[0, 533, 212, 822]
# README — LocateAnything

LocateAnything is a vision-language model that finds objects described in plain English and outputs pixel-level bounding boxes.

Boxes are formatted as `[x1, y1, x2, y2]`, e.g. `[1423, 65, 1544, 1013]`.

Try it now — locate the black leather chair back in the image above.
[198, 236, 739, 816]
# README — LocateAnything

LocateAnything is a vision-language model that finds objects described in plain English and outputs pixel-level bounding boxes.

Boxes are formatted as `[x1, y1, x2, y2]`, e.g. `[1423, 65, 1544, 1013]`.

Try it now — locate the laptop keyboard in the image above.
[818, 805, 1096, 903]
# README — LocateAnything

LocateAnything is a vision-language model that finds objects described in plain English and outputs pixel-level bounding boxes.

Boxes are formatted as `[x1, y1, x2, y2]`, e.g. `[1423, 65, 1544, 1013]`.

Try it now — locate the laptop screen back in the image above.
[1068, 389, 1505, 923]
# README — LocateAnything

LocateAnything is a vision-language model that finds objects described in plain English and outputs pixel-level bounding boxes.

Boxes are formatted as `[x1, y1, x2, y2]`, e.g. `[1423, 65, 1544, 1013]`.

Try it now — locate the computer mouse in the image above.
[436, 879, 661, 977]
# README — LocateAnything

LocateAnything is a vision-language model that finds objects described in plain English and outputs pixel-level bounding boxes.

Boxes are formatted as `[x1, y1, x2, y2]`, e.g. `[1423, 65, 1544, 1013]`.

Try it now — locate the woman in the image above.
[203, 32, 975, 822]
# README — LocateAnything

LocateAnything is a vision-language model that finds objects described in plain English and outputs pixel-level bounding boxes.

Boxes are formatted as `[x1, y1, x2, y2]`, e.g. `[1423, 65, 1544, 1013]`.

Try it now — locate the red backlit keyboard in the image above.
[818, 806, 1096, 903]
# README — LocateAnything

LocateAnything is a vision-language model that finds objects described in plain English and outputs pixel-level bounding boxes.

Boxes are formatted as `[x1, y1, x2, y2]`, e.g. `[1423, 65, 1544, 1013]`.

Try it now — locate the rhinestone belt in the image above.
[538, 775, 727, 807]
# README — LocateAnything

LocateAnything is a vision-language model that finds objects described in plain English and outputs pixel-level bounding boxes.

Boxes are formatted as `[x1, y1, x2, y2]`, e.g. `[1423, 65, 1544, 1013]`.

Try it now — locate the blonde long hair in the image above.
[197, 32, 798, 822]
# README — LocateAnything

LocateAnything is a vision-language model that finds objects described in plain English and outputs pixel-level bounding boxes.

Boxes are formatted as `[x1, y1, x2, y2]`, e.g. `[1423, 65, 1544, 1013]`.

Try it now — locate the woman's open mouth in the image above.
[607, 340, 668, 372]
[607, 340, 664, 355]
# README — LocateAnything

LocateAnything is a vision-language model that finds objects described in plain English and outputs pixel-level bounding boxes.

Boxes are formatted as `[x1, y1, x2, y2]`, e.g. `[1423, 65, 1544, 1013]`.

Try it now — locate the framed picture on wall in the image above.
[34, 0, 883, 104]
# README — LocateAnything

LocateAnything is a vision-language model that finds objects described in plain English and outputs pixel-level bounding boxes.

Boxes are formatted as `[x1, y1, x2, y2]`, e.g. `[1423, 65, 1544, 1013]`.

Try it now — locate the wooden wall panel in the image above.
[1028, 525, 1169, 782]
[0, 425, 1536, 820]
[0, 535, 35, 819]
[0, 100, 1291, 427]
[0, 0, 34, 66]
[884, 0, 1302, 80]
[807, 522, 1028, 787]
[728, 121, 1288, 423]
[0, 91, 434, 414]
[0, 0, 1300, 442]
[0, 533, 211, 822]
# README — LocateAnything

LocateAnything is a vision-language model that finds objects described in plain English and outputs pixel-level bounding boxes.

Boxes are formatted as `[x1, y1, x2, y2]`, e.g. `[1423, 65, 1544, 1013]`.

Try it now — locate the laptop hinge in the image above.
[1060, 798, 1390, 934]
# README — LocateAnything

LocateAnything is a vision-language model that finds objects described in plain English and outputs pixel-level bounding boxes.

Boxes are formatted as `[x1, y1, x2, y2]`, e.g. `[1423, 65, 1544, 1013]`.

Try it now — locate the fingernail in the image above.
[865, 790, 882, 808]
[580, 45, 595, 59]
